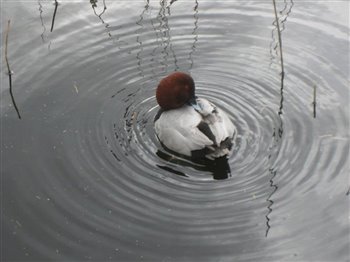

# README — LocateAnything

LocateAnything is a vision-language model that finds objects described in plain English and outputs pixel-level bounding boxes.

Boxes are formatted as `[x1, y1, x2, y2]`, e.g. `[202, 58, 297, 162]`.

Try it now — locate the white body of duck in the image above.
[155, 97, 236, 159]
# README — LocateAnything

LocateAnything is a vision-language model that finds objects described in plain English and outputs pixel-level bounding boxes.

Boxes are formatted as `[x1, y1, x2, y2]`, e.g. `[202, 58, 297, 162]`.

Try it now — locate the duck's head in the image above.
[156, 72, 195, 110]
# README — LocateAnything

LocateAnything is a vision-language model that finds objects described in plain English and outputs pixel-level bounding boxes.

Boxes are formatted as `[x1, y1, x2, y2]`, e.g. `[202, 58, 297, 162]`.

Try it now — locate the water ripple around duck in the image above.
[1, 1, 349, 261]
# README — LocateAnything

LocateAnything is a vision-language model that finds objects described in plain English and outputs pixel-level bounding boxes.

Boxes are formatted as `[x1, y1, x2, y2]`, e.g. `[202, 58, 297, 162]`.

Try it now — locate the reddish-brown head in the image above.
[156, 72, 195, 110]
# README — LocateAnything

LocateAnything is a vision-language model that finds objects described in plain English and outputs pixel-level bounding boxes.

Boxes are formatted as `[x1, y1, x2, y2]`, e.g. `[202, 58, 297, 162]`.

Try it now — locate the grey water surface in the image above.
[1, 1, 349, 261]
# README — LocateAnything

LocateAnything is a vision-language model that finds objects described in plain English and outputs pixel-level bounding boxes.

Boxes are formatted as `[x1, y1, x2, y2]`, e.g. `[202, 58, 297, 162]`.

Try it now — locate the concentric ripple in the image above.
[1, 1, 349, 261]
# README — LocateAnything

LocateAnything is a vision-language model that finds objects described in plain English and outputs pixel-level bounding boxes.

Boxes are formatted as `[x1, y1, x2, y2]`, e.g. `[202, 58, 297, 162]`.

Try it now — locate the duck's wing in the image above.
[196, 98, 236, 146]
[155, 106, 213, 156]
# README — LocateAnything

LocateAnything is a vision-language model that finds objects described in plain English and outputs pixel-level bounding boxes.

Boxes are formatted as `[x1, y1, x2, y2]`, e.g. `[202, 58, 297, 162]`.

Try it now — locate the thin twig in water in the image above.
[313, 85, 317, 118]
[265, 0, 287, 238]
[272, 0, 285, 118]
[5, 20, 21, 119]
[272, 0, 284, 75]
[50, 0, 58, 32]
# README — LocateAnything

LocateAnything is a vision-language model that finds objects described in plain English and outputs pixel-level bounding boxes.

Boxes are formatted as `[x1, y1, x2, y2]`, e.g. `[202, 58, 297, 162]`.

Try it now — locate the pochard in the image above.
[154, 72, 236, 160]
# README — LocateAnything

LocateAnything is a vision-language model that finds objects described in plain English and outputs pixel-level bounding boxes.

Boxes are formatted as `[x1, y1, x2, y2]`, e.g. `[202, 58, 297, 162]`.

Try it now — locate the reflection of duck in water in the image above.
[154, 72, 236, 162]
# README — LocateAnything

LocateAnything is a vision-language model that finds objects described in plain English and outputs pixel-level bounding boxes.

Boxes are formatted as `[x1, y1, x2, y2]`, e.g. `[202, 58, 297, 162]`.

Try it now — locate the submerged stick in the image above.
[5, 20, 21, 119]
[312, 85, 317, 118]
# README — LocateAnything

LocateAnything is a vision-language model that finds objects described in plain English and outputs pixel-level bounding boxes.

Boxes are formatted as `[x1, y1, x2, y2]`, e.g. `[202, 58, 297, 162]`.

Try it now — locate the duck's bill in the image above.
[188, 97, 201, 111]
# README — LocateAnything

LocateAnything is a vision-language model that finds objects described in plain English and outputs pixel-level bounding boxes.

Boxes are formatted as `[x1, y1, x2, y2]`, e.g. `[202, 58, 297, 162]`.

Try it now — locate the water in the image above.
[1, 1, 349, 261]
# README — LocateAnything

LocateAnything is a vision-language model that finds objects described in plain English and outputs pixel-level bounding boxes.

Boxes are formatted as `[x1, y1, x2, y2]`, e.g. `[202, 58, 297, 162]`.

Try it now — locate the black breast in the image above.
[154, 108, 164, 122]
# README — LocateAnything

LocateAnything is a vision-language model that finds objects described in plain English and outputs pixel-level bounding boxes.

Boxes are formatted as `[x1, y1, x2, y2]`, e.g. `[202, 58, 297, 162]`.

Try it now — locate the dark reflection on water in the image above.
[38, 0, 46, 43]
[1, 1, 349, 261]
[156, 150, 232, 180]
[90, 0, 113, 40]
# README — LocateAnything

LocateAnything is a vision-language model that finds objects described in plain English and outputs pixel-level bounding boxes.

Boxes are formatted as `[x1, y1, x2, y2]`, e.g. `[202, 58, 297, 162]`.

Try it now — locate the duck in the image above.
[154, 72, 236, 160]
